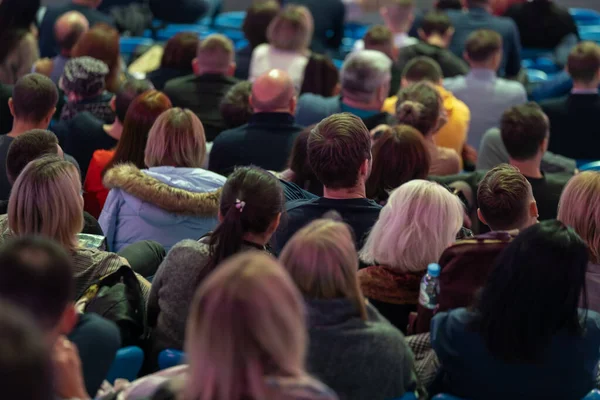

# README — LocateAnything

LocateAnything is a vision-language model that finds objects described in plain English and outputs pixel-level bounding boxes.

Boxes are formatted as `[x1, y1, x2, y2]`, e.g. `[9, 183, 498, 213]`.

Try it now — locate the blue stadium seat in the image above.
[580, 27, 600, 43]
[570, 8, 600, 26]
[578, 160, 600, 171]
[390, 392, 418, 400]
[158, 349, 186, 370]
[521, 48, 554, 60]
[333, 59, 344, 69]
[432, 390, 600, 400]
[527, 69, 548, 84]
[213, 11, 246, 30]
[344, 22, 368, 40]
[432, 395, 464, 400]
[105, 346, 144, 384]
[584, 389, 600, 400]
[154, 25, 214, 42]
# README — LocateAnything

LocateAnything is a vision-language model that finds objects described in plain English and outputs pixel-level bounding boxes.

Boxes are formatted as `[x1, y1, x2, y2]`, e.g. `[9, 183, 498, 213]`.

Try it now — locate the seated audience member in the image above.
[0, 74, 58, 201]
[122, 252, 337, 400]
[445, 29, 527, 150]
[84, 90, 172, 218]
[148, 0, 211, 24]
[100, 108, 226, 252]
[71, 24, 122, 94]
[296, 51, 396, 130]
[287, 0, 344, 54]
[0, 83, 12, 135]
[39, 0, 115, 58]
[278, 126, 323, 196]
[398, 11, 469, 79]
[362, 25, 402, 97]
[164, 34, 238, 142]
[59, 57, 115, 123]
[388, 58, 470, 164]
[274, 113, 382, 251]
[236, 1, 280, 80]
[34, 11, 90, 85]
[446, 0, 521, 78]
[367, 125, 430, 204]
[504, 0, 578, 52]
[210, 70, 303, 176]
[148, 166, 283, 356]
[355, 0, 418, 51]
[558, 172, 600, 313]
[280, 218, 418, 399]
[0, 155, 155, 294]
[395, 81, 461, 175]
[431, 220, 600, 400]
[54, 79, 152, 179]
[541, 42, 600, 161]
[3, 129, 103, 236]
[0, 237, 120, 397]
[0, 0, 40, 85]
[219, 81, 253, 130]
[358, 180, 463, 332]
[147, 33, 199, 91]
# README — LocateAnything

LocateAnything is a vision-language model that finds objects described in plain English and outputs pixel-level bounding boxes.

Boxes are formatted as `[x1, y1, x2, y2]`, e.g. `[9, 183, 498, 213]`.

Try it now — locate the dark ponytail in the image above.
[207, 166, 284, 269]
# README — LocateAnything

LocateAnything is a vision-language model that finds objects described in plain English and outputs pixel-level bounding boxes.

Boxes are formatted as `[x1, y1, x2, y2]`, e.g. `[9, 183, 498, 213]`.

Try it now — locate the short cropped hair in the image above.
[420, 11, 453, 36]
[145, 108, 206, 168]
[567, 41, 600, 84]
[465, 29, 502, 62]
[196, 34, 234, 73]
[114, 79, 154, 122]
[341, 50, 392, 102]
[161, 32, 200, 71]
[220, 81, 253, 129]
[402, 56, 443, 83]
[243, 1, 280, 48]
[477, 164, 532, 231]
[308, 113, 371, 189]
[501, 103, 549, 161]
[364, 25, 393, 48]
[6, 129, 59, 185]
[267, 5, 313, 52]
[11, 74, 58, 123]
[0, 237, 74, 331]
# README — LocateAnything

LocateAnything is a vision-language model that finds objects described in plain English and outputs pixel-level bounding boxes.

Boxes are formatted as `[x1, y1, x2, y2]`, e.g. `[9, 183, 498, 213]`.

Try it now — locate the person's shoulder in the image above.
[432, 308, 474, 336]
[162, 239, 211, 270]
[298, 92, 332, 105]
[496, 78, 526, 94]
[539, 95, 569, 110]
[213, 124, 247, 144]
[266, 375, 338, 400]
[544, 171, 573, 186]
[163, 74, 196, 90]
[285, 197, 320, 212]
[443, 75, 466, 90]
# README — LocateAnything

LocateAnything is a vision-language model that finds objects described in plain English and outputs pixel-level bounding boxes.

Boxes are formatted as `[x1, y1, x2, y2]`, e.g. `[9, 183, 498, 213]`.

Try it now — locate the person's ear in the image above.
[445, 27, 455, 42]
[227, 62, 237, 77]
[359, 157, 370, 178]
[8, 98, 14, 117]
[248, 94, 254, 109]
[43, 107, 57, 127]
[267, 212, 282, 236]
[463, 51, 470, 64]
[541, 137, 549, 153]
[217, 209, 224, 223]
[110, 96, 116, 113]
[530, 200, 539, 220]
[289, 96, 297, 114]
[401, 77, 410, 88]
[192, 58, 200, 75]
[57, 304, 78, 335]
[417, 28, 427, 41]
[477, 208, 488, 226]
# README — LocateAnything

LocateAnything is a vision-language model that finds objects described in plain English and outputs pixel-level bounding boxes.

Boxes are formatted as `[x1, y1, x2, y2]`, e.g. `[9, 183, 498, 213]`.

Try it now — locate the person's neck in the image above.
[509, 157, 542, 179]
[253, 108, 291, 114]
[242, 231, 270, 247]
[196, 69, 227, 77]
[8, 120, 46, 138]
[470, 63, 496, 72]
[425, 34, 448, 48]
[60, 49, 72, 58]
[104, 120, 123, 140]
[572, 81, 599, 91]
[342, 96, 381, 111]
[389, 26, 409, 36]
[323, 183, 366, 200]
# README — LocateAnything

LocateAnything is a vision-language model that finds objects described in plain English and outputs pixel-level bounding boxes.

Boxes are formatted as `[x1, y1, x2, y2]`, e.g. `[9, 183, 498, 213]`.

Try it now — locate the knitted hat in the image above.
[60, 56, 109, 97]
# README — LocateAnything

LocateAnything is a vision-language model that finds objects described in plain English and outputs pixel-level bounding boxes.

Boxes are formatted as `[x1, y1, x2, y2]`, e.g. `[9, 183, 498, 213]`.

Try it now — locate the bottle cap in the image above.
[427, 263, 440, 277]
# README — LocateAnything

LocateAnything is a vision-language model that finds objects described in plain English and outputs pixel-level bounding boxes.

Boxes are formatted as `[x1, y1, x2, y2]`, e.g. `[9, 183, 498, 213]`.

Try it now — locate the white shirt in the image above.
[353, 33, 418, 52]
[249, 44, 309, 91]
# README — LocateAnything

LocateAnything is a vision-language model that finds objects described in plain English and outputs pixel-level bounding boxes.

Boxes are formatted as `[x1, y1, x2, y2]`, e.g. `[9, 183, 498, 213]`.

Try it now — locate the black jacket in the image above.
[0, 84, 12, 135]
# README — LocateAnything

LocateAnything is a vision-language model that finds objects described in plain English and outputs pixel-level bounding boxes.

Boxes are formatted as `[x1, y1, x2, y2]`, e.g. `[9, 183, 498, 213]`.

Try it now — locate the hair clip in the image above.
[235, 199, 246, 213]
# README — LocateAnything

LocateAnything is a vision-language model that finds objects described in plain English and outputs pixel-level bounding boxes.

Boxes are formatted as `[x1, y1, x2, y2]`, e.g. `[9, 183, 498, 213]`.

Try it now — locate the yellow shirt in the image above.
[382, 85, 471, 162]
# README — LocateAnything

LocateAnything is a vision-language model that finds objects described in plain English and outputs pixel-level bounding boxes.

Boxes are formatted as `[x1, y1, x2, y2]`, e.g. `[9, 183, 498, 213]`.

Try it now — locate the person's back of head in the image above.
[193, 34, 236, 76]
[287, 126, 322, 196]
[60, 56, 109, 101]
[0, 299, 53, 400]
[464, 29, 503, 70]
[10, 74, 58, 129]
[266, 5, 313, 53]
[395, 81, 445, 136]
[71, 24, 120, 91]
[381, 0, 415, 34]
[308, 113, 372, 191]
[6, 129, 59, 185]
[500, 102, 549, 162]
[208, 166, 283, 268]
[476, 164, 538, 231]
[474, 220, 588, 362]
[558, 171, 600, 264]
[466, 0, 490, 9]
[54, 11, 89, 56]
[418, 11, 455, 47]
[360, 179, 463, 272]
[161, 32, 200, 72]
[250, 69, 296, 113]
[341, 50, 392, 108]
[566, 41, 600, 88]
[243, 0, 281, 49]
[363, 25, 396, 61]
[0, 236, 75, 338]
[280, 218, 367, 319]
[366, 125, 430, 203]
[185, 251, 307, 400]
[436, 0, 464, 11]
[114, 78, 154, 123]
[220, 81, 253, 129]
[401, 56, 444, 86]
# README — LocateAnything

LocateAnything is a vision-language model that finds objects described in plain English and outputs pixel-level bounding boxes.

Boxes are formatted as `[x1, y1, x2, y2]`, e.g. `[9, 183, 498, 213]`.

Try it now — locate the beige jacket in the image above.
[0, 33, 39, 85]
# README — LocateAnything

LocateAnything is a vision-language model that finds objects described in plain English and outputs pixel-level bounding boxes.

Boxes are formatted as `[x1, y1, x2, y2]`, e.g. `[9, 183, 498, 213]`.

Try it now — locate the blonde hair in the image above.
[279, 218, 367, 320]
[144, 108, 206, 168]
[8, 155, 83, 250]
[267, 5, 313, 52]
[359, 180, 463, 272]
[558, 171, 600, 264]
[196, 34, 235, 73]
[184, 251, 307, 400]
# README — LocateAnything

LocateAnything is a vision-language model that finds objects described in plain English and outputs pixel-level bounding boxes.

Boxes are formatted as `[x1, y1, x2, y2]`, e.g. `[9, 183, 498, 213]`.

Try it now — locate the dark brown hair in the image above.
[396, 81, 443, 136]
[567, 41, 600, 83]
[220, 81, 253, 129]
[6, 129, 59, 185]
[501, 102, 549, 161]
[308, 113, 371, 189]
[300, 54, 339, 96]
[12, 74, 59, 123]
[242, 1, 280, 48]
[287, 126, 322, 196]
[115, 79, 154, 122]
[161, 32, 200, 71]
[465, 29, 502, 62]
[366, 125, 430, 203]
[420, 11, 453, 36]
[364, 25, 393, 48]
[402, 56, 443, 84]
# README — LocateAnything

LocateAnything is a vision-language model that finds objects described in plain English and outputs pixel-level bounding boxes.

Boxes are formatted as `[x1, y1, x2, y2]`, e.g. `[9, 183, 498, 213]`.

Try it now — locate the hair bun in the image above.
[397, 100, 424, 125]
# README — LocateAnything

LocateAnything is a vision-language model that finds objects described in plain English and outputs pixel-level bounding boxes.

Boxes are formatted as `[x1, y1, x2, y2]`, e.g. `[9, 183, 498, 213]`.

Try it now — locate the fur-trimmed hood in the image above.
[103, 164, 224, 216]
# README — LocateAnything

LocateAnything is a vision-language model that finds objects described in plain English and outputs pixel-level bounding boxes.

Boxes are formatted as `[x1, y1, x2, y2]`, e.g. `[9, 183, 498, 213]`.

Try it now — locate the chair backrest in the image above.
[158, 349, 186, 370]
[527, 69, 549, 84]
[432, 395, 465, 400]
[578, 160, 600, 171]
[584, 389, 600, 400]
[105, 346, 144, 384]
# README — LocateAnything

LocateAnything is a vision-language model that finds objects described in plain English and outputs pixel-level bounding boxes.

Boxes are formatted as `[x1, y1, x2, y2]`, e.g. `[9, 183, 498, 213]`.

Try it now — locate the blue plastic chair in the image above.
[333, 58, 344, 69]
[432, 395, 464, 400]
[433, 390, 600, 400]
[521, 48, 554, 60]
[584, 389, 600, 400]
[213, 11, 246, 30]
[578, 160, 600, 171]
[158, 349, 186, 370]
[155, 25, 214, 42]
[344, 22, 368, 40]
[527, 69, 548, 84]
[105, 346, 144, 384]
[581, 29, 600, 43]
[570, 8, 600, 25]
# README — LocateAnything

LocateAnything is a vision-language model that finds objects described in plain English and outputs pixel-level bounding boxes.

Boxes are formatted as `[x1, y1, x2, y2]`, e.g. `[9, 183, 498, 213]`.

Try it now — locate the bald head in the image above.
[250, 69, 296, 113]
[54, 11, 89, 55]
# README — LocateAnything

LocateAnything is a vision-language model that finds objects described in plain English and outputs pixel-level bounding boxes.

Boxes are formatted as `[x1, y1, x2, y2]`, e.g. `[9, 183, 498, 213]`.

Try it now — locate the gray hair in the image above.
[341, 50, 392, 103]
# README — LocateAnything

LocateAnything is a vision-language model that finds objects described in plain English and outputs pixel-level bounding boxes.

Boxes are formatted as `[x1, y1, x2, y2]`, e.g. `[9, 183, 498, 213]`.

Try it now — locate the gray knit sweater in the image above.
[305, 298, 417, 400]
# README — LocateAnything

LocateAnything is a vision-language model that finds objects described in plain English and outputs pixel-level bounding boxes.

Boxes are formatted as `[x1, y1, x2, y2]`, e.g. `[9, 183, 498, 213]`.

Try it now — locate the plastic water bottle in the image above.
[418, 263, 440, 310]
